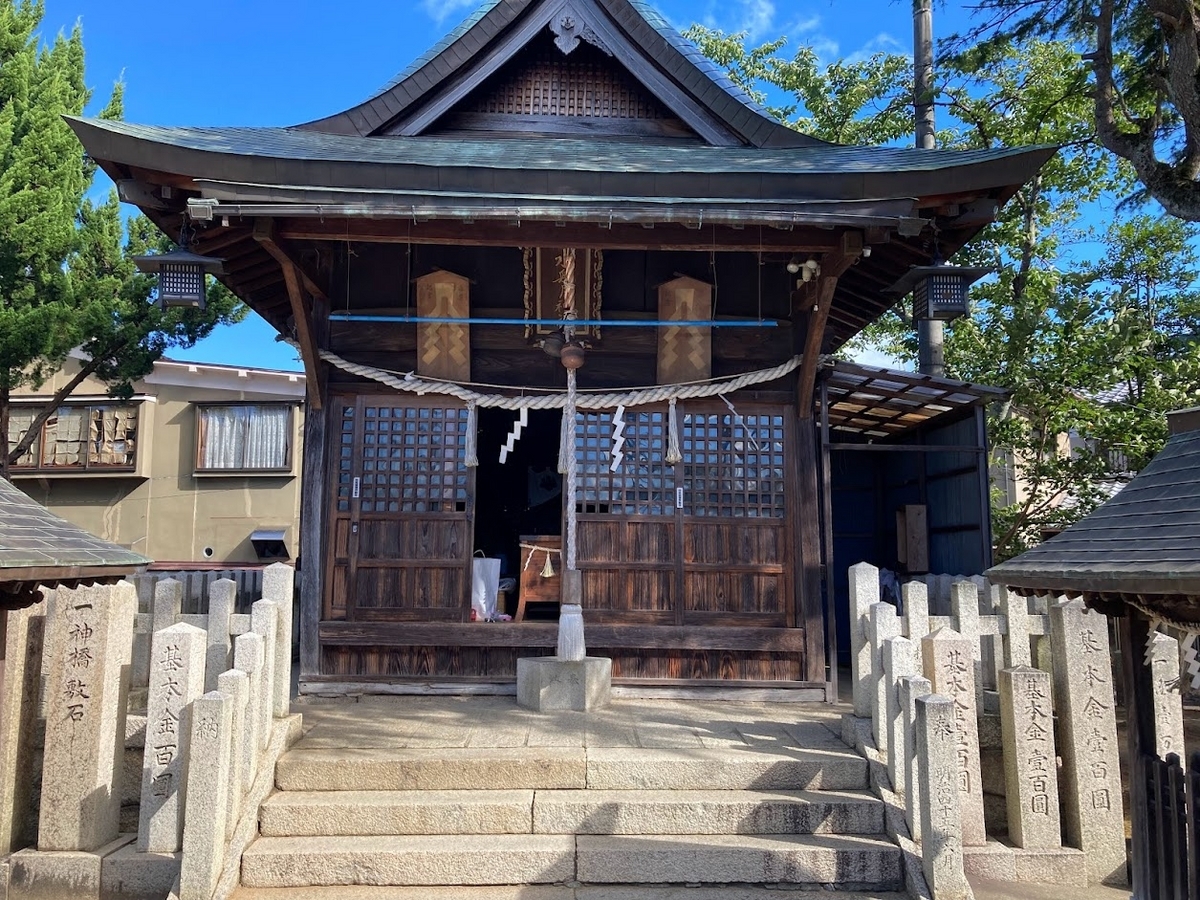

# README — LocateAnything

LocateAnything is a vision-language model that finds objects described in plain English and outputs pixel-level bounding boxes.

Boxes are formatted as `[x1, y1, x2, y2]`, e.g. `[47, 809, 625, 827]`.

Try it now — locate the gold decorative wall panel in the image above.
[657, 276, 712, 384]
[416, 270, 471, 382]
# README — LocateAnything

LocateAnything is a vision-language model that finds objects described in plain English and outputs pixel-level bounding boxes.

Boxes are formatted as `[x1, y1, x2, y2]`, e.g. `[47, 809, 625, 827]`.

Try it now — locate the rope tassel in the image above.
[666, 397, 682, 464]
[465, 400, 478, 468]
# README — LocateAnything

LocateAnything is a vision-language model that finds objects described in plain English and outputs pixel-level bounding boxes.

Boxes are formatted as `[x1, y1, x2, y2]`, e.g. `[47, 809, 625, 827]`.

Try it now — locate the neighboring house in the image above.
[8, 354, 305, 569]
[71, 0, 1052, 695]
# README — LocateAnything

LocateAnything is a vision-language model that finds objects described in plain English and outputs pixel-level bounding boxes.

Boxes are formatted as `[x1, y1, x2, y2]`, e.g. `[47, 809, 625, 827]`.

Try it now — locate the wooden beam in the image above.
[252, 218, 329, 302]
[279, 261, 324, 411]
[318, 621, 809, 652]
[277, 218, 843, 253]
[797, 277, 841, 419]
[298, 296, 329, 681]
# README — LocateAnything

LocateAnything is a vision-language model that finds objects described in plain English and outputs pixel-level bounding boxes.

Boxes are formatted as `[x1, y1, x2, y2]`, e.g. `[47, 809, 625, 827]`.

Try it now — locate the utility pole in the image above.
[913, 0, 945, 377]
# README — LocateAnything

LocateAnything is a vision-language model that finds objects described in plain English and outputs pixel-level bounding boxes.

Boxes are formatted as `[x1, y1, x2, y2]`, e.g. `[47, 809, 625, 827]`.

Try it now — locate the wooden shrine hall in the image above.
[70, 0, 1052, 698]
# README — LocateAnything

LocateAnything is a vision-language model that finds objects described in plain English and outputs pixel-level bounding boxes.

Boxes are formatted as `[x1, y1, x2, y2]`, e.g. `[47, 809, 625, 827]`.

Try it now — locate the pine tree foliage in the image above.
[0, 1, 243, 477]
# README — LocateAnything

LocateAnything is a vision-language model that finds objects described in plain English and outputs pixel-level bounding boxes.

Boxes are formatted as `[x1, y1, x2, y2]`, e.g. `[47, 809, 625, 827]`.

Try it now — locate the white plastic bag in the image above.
[471, 555, 501, 621]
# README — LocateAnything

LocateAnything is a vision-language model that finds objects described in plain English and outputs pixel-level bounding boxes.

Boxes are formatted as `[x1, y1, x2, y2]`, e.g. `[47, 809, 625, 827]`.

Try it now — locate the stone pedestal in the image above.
[517, 656, 611, 711]
[9, 835, 133, 900]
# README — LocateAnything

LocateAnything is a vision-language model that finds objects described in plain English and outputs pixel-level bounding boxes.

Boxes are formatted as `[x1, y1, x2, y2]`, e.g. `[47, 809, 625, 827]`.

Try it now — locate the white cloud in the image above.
[845, 32, 908, 63]
[420, 0, 478, 27]
[735, 0, 777, 40]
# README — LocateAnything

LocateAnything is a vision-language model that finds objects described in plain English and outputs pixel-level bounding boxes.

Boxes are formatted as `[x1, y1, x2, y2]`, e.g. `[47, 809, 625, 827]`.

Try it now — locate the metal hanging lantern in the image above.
[132, 226, 223, 310]
[887, 264, 990, 322]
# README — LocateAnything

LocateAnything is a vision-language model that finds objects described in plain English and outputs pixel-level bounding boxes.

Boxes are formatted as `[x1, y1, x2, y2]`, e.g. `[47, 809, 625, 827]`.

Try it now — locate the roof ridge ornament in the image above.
[550, 4, 612, 56]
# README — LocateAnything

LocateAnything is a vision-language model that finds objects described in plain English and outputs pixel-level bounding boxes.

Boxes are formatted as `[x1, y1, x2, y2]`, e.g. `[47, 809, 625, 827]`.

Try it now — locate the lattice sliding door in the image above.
[572, 403, 795, 629]
[679, 408, 792, 626]
[325, 396, 474, 623]
[575, 407, 677, 624]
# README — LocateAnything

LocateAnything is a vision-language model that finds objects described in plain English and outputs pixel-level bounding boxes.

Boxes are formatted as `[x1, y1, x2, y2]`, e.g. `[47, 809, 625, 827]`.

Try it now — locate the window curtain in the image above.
[201, 406, 289, 470]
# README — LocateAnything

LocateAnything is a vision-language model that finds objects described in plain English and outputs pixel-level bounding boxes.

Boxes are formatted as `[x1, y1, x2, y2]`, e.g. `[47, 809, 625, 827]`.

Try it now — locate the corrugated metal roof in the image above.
[73, 118, 1049, 177]
[822, 361, 1007, 438]
[988, 427, 1200, 602]
[0, 478, 149, 578]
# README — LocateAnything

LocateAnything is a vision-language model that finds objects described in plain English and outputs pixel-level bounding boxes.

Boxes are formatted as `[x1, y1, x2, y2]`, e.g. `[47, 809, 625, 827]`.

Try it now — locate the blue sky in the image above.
[46, 0, 980, 372]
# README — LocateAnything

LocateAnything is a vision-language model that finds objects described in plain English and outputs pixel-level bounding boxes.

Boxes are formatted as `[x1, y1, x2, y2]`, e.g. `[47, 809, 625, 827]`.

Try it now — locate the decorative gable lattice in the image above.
[430, 33, 693, 139]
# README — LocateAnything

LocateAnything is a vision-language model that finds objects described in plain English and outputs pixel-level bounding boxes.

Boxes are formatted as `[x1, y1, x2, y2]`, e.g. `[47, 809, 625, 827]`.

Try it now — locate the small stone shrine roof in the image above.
[988, 407, 1200, 623]
[0, 477, 148, 608]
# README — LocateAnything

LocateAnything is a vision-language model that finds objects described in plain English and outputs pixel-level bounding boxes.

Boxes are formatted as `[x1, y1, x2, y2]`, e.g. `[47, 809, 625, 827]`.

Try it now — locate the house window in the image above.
[196, 404, 293, 473]
[8, 404, 139, 471]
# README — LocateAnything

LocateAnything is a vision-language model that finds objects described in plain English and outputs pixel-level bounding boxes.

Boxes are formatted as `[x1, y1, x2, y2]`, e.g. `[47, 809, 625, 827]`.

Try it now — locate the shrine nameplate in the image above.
[416, 269, 470, 382]
[657, 276, 712, 384]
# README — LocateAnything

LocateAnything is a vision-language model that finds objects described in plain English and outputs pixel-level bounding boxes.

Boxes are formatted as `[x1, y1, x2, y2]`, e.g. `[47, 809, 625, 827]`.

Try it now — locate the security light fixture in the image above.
[786, 256, 802, 274]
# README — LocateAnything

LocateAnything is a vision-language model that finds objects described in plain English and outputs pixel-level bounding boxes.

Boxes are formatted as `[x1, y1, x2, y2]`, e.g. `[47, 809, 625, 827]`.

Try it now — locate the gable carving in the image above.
[550, 4, 612, 56]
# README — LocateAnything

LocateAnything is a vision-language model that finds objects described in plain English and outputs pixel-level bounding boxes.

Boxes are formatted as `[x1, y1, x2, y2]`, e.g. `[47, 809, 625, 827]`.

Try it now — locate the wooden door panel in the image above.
[683, 522, 784, 566]
[324, 396, 474, 623]
[355, 516, 468, 563]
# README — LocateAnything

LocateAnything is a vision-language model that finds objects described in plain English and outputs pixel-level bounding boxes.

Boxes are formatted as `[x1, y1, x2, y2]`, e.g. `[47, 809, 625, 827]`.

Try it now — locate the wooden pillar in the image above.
[299, 295, 329, 681]
[819, 381, 837, 700]
[974, 405, 994, 569]
[796, 416, 826, 685]
[1120, 610, 1153, 898]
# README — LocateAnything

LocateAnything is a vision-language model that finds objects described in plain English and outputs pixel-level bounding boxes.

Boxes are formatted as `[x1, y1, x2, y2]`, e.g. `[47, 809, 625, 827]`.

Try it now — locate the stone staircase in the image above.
[234, 732, 904, 896]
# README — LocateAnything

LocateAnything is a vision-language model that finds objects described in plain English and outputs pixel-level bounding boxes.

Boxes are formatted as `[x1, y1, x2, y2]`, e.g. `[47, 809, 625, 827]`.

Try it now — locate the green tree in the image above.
[684, 26, 913, 144]
[952, 0, 1200, 221]
[0, 1, 242, 478]
[691, 28, 1200, 560]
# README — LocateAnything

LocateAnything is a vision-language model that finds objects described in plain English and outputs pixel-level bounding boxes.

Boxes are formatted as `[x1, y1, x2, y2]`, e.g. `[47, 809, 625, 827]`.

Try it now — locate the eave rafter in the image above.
[275, 218, 844, 253]
[253, 218, 327, 409]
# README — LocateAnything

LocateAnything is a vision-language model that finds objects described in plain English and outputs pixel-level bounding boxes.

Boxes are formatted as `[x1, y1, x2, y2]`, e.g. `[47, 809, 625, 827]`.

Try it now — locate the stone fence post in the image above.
[39, 582, 137, 853]
[1049, 599, 1126, 885]
[262, 562, 295, 718]
[179, 691, 232, 900]
[922, 627, 985, 847]
[0, 597, 46, 853]
[999, 666, 1061, 850]
[916, 693, 970, 900]
[138, 623, 206, 853]
[1147, 632, 1185, 759]
[849, 562, 879, 718]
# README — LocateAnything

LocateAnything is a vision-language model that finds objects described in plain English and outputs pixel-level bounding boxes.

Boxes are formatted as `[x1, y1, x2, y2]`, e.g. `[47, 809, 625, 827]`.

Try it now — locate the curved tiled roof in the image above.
[988, 426, 1200, 603]
[0, 478, 149, 584]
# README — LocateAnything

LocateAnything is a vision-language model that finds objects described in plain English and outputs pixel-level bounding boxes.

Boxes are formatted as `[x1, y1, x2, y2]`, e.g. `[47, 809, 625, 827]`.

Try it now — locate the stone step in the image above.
[532, 789, 883, 835]
[241, 834, 577, 888]
[274, 745, 867, 793]
[275, 747, 586, 791]
[260, 790, 536, 836]
[585, 747, 868, 791]
[259, 788, 883, 837]
[239, 833, 901, 889]
[232, 886, 908, 900]
[576, 833, 902, 888]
